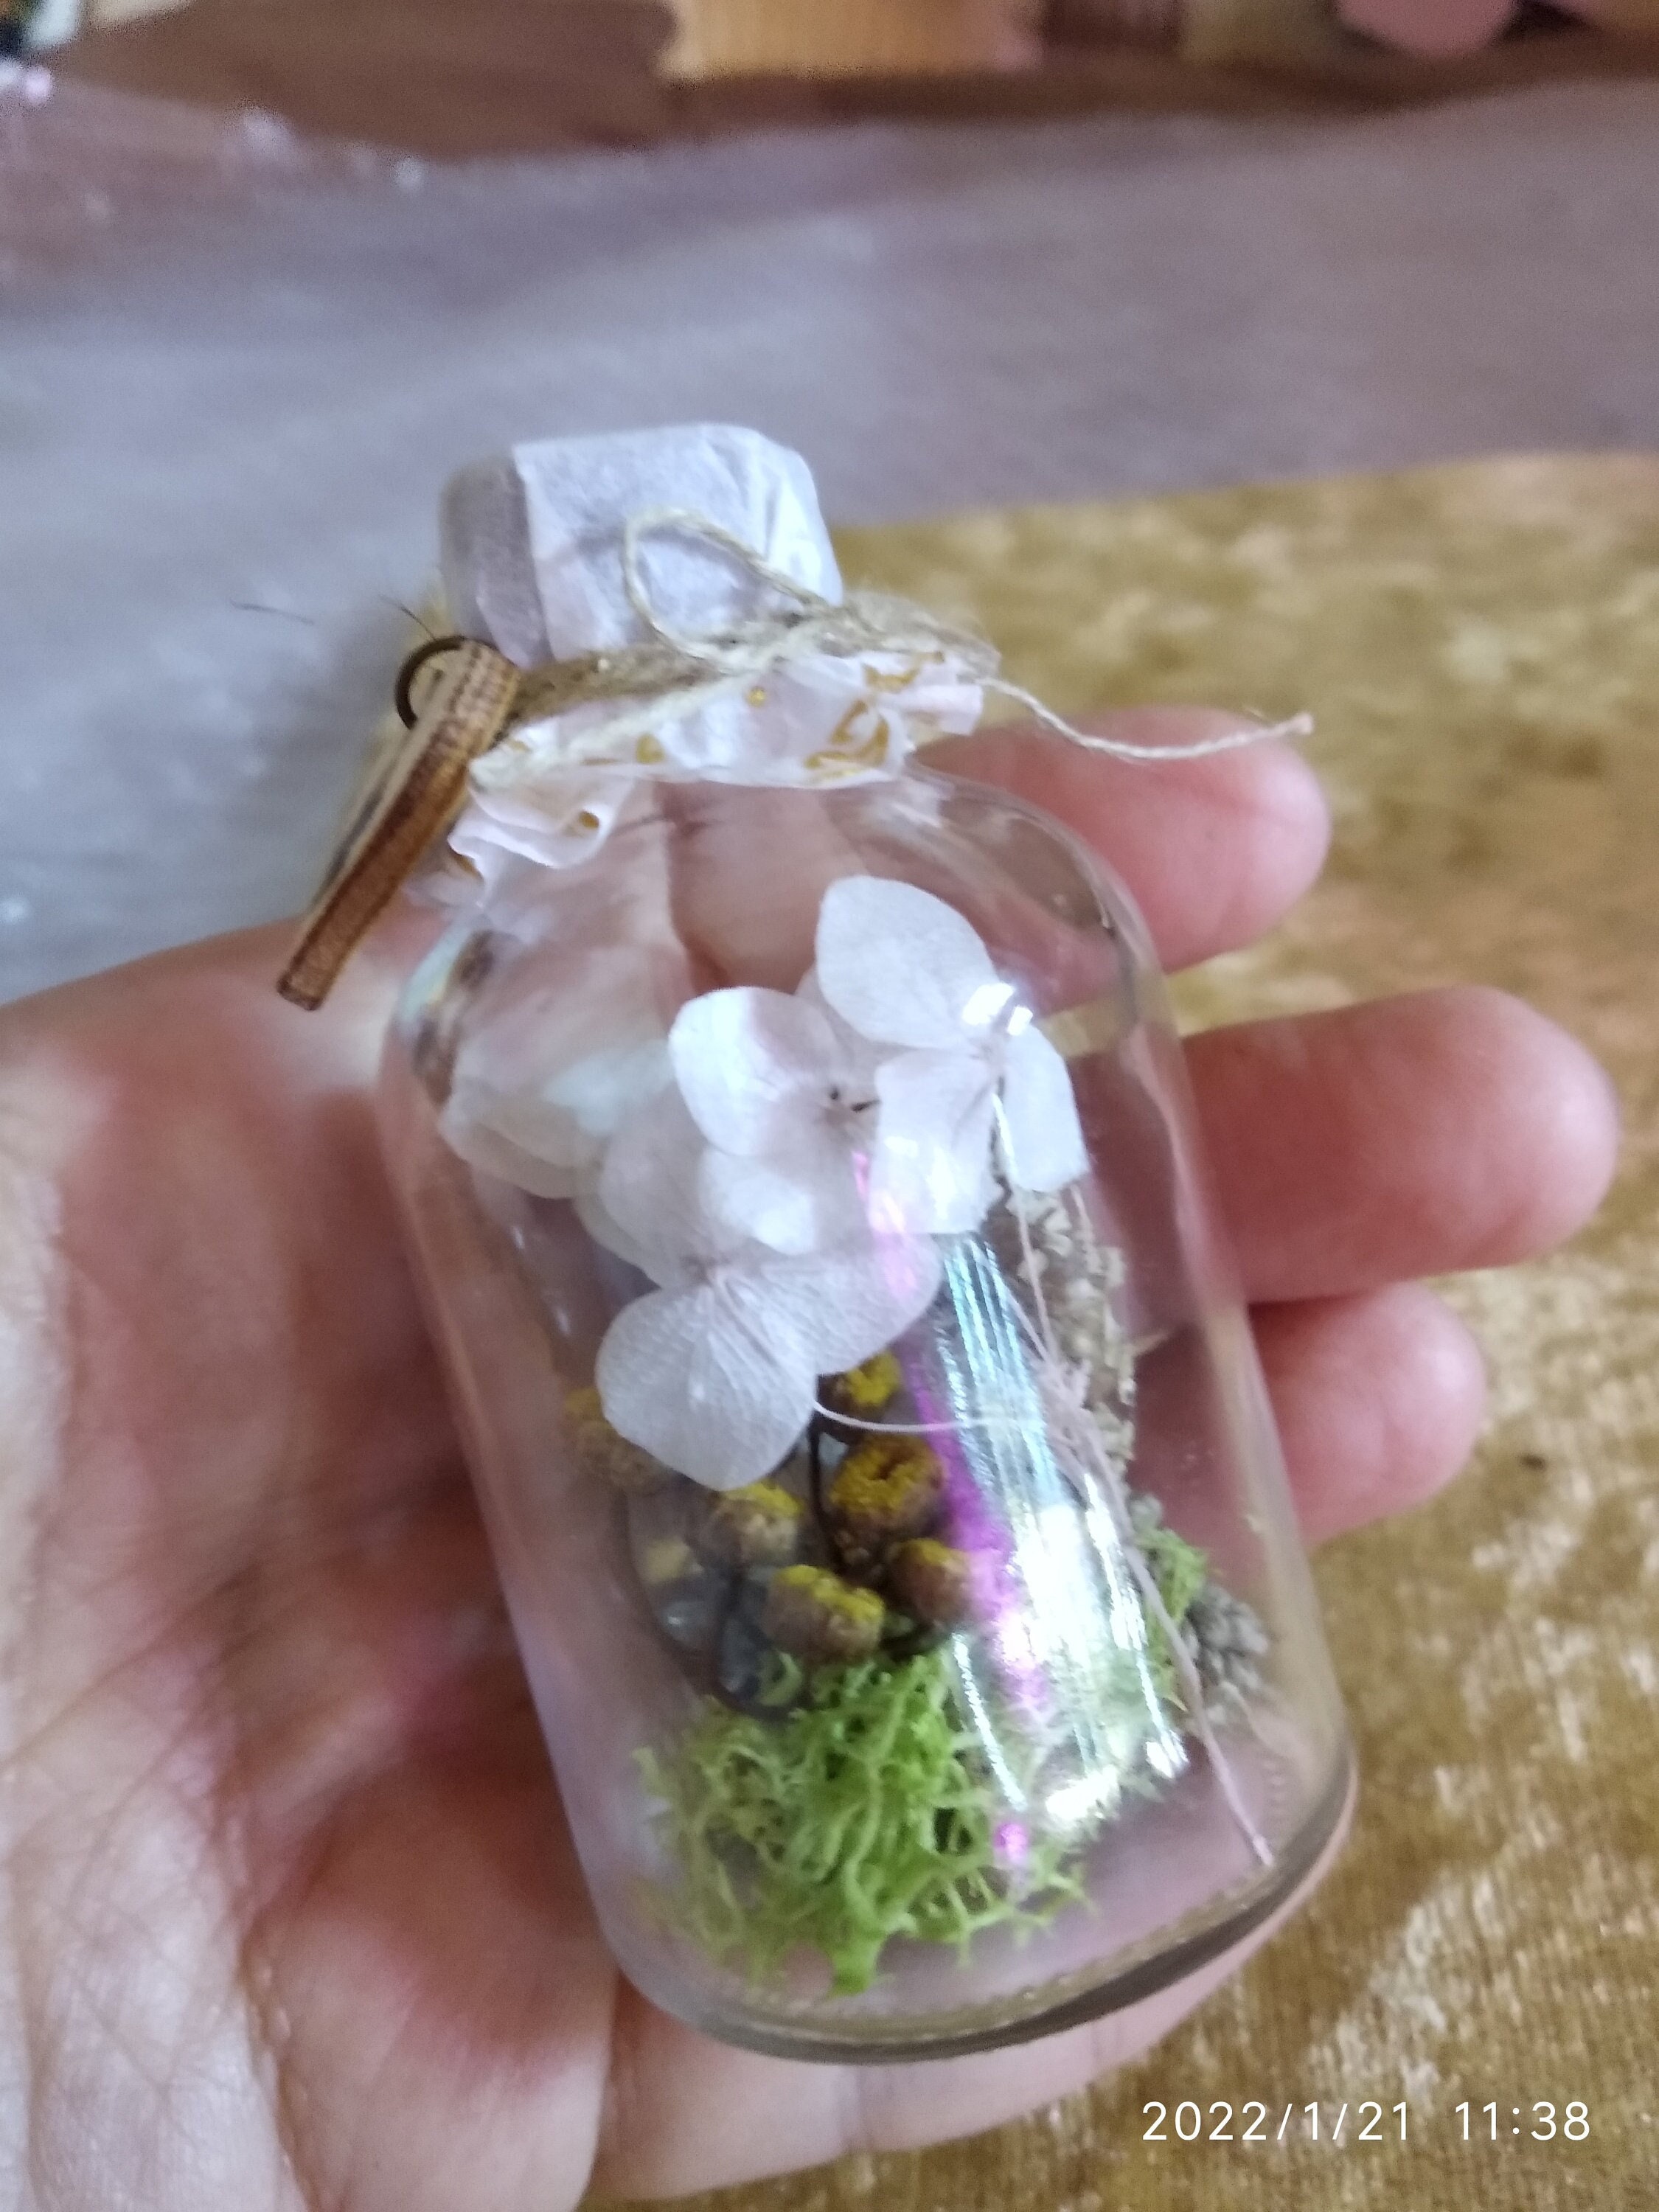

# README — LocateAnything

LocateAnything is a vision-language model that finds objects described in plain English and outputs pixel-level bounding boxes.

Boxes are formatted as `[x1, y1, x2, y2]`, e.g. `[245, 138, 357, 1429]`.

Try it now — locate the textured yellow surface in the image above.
[672, 457, 1659, 2208]
[659, 0, 1037, 81]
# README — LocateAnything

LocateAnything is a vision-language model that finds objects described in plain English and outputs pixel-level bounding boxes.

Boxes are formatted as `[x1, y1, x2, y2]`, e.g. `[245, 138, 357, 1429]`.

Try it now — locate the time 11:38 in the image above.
[1456, 2102, 1590, 2141]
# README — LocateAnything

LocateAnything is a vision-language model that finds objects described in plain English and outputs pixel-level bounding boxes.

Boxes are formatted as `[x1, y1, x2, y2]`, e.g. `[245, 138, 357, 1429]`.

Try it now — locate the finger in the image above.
[1256, 1284, 1488, 1545]
[593, 1773, 1354, 2199]
[931, 711, 1331, 971]
[4, 907, 465, 1135]
[1189, 987, 1620, 1304]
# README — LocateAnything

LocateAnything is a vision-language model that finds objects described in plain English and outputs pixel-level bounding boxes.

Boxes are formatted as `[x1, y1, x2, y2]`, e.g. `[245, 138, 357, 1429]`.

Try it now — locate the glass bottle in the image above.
[372, 427, 1351, 2060]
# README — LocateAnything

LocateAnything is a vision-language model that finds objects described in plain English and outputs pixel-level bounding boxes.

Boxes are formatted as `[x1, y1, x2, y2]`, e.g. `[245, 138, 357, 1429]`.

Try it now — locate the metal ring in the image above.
[394, 633, 473, 728]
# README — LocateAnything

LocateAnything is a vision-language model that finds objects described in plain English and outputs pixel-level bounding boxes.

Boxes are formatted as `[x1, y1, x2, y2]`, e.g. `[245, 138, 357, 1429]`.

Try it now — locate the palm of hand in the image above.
[2, 926, 621, 2212]
[0, 728, 1616, 2212]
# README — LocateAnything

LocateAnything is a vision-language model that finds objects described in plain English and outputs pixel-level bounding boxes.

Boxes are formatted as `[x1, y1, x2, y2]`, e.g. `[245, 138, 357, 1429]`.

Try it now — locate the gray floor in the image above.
[3, 74, 1657, 999]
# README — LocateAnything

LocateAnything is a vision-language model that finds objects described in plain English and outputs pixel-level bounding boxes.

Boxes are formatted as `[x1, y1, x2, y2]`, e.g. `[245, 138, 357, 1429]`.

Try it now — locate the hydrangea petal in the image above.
[441, 1078, 597, 1199]
[871, 1047, 998, 1235]
[670, 988, 843, 1156]
[816, 877, 1001, 1050]
[442, 1032, 676, 1202]
[597, 1279, 816, 1489]
[597, 1087, 729, 1279]
[700, 1138, 869, 1256]
[575, 1191, 667, 1283]
[758, 1239, 944, 1377]
[549, 1035, 673, 1144]
[796, 968, 886, 1094]
[997, 1024, 1088, 1193]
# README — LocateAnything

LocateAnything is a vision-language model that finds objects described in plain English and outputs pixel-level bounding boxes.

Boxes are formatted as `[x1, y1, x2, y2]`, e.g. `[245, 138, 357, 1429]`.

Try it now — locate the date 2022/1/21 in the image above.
[1141, 2099, 1592, 2144]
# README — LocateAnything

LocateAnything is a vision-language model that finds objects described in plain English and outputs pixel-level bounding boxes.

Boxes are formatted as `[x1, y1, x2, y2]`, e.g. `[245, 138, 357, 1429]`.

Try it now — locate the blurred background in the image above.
[2, 0, 1658, 1001]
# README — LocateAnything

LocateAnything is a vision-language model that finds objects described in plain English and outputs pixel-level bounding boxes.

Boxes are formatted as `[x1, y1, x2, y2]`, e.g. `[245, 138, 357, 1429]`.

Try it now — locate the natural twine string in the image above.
[597, 507, 1313, 766]
[414, 505, 1308, 792]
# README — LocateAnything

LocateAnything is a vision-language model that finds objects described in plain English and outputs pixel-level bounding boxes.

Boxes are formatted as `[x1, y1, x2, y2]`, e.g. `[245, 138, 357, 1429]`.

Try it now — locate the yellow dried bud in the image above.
[888, 1538, 977, 1629]
[697, 1481, 804, 1568]
[639, 1535, 698, 1588]
[762, 1565, 886, 1663]
[566, 1385, 670, 1494]
[821, 1350, 903, 1419]
[826, 1434, 943, 1573]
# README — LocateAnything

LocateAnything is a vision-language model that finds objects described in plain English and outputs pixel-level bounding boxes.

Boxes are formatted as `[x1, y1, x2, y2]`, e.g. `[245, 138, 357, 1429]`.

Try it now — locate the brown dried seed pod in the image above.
[887, 1538, 978, 1630]
[695, 1480, 805, 1569]
[825, 1434, 944, 1576]
[762, 1565, 886, 1664]
[566, 1385, 671, 1494]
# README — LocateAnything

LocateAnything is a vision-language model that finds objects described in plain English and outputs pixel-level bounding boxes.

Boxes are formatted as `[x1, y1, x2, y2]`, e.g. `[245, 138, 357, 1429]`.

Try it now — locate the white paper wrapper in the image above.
[434, 423, 981, 892]
[439, 422, 841, 663]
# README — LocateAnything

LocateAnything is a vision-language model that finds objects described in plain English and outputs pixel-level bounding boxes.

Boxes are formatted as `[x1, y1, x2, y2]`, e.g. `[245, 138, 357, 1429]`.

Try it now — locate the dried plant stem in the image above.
[995, 1113, 1272, 1868]
[811, 1399, 1024, 1437]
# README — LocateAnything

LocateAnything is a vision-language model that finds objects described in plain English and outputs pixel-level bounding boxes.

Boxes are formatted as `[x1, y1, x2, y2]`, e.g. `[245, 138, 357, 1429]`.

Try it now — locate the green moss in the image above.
[637, 1524, 1231, 1998]
[1138, 1517, 1211, 1709]
[638, 1649, 1087, 1996]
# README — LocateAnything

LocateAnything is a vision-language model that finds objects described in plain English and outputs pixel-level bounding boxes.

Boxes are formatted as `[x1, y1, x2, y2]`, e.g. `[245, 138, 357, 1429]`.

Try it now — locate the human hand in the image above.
[0, 718, 1616, 2211]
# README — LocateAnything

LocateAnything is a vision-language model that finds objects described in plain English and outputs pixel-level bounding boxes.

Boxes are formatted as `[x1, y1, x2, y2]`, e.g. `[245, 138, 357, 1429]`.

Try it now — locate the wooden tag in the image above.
[277, 638, 521, 1009]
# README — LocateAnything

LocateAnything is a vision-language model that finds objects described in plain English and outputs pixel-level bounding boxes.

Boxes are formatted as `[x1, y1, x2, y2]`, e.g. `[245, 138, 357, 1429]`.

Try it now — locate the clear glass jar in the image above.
[378, 762, 1352, 2062]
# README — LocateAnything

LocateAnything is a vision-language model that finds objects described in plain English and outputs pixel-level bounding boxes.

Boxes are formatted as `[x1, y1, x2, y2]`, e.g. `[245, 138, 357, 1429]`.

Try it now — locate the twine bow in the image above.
[277, 508, 1309, 1009]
